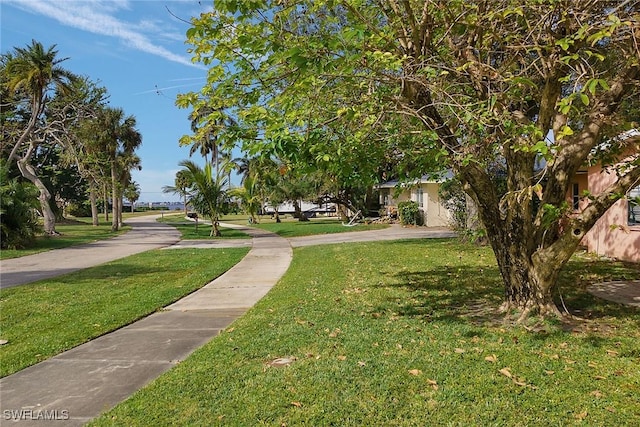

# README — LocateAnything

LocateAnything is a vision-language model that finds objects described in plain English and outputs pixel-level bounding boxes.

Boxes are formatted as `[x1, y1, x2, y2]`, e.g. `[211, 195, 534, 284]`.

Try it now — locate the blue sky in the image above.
[1, 0, 223, 203]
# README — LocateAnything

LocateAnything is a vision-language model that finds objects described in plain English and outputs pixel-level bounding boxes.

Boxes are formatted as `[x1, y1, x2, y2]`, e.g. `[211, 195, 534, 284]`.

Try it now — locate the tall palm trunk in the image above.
[103, 182, 109, 222]
[89, 183, 99, 226]
[110, 159, 119, 232]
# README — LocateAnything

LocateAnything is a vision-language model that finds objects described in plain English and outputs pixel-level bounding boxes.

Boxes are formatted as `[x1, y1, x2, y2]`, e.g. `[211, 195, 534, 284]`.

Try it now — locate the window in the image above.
[572, 183, 580, 211]
[417, 187, 424, 208]
[629, 186, 640, 225]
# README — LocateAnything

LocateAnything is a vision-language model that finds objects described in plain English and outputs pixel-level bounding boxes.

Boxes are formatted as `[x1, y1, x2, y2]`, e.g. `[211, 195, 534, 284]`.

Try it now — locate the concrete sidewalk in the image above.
[0, 222, 292, 426]
[0, 215, 181, 289]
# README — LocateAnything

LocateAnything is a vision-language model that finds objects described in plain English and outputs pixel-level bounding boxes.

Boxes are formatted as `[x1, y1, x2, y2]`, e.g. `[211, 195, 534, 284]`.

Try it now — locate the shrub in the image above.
[0, 162, 41, 249]
[397, 200, 423, 226]
[66, 201, 92, 218]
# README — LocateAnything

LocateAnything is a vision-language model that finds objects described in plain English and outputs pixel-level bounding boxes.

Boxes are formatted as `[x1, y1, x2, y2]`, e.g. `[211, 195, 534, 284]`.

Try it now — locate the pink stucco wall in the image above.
[580, 165, 640, 262]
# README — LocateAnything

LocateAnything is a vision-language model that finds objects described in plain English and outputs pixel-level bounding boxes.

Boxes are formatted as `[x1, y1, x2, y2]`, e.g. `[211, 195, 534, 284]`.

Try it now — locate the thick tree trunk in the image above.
[16, 158, 57, 235]
[337, 203, 349, 221]
[490, 237, 564, 320]
[460, 162, 567, 321]
[292, 200, 308, 221]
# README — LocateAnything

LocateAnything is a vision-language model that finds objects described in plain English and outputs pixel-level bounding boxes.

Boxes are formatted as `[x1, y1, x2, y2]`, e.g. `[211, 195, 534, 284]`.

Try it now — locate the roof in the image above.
[376, 171, 454, 189]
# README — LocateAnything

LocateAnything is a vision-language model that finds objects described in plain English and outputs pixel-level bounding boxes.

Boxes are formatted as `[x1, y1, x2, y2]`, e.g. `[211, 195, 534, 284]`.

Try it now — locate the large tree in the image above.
[2, 40, 76, 234]
[180, 1, 640, 319]
[59, 77, 110, 226]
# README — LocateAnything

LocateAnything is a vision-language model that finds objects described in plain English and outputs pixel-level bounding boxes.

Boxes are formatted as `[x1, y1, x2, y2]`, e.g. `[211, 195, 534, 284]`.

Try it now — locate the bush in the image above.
[66, 201, 92, 218]
[397, 200, 423, 226]
[0, 162, 41, 249]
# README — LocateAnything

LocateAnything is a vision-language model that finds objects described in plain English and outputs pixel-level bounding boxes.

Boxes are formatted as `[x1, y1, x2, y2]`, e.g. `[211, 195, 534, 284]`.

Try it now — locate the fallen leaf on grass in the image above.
[291, 402, 303, 408]
[267, 357, 297, 368]
[499, 367, 535, 388]
[408, 369, 422, 376]
[594, 375, 607, 380]
[328, 328, 341, 338]
[544, 370, 555, 375]
[358, 361, 367, 367]
[606, 349, 619, 356]
[590, 390, 604, 398]
[337, 355, 347, 361]
[499, 367, 513, 378]
[427, 379, 439, 390]
[574, 410, 588, 421]
[484, 354, 498, 363]
[454, 348, 465, 354]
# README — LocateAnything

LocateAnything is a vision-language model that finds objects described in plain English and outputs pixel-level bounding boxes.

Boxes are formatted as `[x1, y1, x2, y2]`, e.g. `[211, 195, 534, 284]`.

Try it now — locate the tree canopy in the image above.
[179, 1, 639, 319]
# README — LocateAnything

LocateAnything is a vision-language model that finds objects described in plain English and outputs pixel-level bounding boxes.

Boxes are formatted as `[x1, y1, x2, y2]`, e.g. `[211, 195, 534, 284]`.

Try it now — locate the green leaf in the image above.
[580, 93, 589, 106]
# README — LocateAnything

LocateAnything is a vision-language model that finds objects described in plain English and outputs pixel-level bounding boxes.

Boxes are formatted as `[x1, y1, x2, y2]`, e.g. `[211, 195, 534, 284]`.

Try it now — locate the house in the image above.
[571, 130, 640, 262]
[376, 173, 453, 227]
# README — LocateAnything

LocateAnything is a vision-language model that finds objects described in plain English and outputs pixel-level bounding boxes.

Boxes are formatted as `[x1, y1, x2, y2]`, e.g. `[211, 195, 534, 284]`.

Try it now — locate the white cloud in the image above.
[6, 0, 197, 68]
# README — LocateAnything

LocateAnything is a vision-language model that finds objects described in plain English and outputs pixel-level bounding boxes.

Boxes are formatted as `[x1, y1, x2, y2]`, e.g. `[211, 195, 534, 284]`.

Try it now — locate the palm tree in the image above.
[116, 151, 142, 224]
[162, 170, 191, 216]
[188, 106, 236, 178]
[123, 181, 141, 213]
[229, 174, 261, 224]
[92, 106, 142, 231]
[179, 159, 228, 237]
[3, 40, 75, 234]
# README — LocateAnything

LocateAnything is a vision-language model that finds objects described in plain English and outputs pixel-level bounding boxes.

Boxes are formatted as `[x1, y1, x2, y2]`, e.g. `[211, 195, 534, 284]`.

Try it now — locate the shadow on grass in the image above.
[381, 265, 505, 326]
[555, 257, 640, 323]
[369, 252, 640, 332]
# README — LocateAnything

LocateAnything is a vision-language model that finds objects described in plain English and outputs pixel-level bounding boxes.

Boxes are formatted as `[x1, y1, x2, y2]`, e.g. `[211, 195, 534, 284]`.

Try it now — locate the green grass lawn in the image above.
[90, 239, 640, 426]
[0, 218, 130, 260]
[251, 217, 389, 237]
[157, 214, 250, 239]
[162, 213, 389, 238]
[0, 247, 249, 377]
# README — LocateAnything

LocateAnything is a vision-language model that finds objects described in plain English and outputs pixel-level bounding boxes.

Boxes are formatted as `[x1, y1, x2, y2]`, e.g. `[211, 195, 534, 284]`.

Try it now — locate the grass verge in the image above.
[157, 215, 250, 240]
[90, 239, 640, 426]
[0, 247, 249, 377]
[251, 217, 389, 237]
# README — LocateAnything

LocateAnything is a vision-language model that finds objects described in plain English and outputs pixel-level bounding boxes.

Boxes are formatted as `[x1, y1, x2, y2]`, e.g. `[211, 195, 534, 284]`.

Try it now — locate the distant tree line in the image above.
[1, 40, 142, 249]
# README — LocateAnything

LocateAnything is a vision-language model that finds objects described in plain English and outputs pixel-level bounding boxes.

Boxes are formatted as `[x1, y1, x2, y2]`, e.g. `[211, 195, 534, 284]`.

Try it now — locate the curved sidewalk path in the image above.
[0, 215, 181, 289]
[0, 219, 292, 426]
